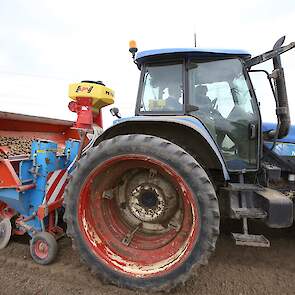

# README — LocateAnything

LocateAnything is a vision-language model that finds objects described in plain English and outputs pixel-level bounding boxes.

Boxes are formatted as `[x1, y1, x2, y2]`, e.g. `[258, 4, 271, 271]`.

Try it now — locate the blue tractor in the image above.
[64, 37, 295, 291]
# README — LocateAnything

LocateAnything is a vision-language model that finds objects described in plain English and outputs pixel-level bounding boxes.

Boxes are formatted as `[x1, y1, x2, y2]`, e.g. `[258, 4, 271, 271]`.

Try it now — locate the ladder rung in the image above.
[232, 233, 270, 247]
[227, 183, 264, 191]
[232, 208, 267, 219]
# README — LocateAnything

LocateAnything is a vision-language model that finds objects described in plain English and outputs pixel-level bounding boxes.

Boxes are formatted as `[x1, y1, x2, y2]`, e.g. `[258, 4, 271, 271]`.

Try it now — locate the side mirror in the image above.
[110, 107, 121, 119]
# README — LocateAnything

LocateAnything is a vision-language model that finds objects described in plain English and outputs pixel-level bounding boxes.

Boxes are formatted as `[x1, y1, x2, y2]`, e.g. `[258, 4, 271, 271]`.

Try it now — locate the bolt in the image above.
[120, 202, 127, 209]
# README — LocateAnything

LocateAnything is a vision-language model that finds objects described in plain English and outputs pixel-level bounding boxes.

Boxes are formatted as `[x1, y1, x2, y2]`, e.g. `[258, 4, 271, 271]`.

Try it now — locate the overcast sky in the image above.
[0, 0, 294, 127]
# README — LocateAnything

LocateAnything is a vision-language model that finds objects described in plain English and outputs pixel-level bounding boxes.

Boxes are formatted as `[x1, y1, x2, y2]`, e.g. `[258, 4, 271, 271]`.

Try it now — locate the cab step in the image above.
[230, 174, 270, 247]
[232, 233, 270, 247]
[227, 183, 264, 191]
[231, 207, 267, 219]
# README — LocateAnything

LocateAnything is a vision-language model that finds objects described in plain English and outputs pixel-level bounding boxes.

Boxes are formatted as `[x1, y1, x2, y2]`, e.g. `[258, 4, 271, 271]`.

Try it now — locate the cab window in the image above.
[140, 63, 184, 112]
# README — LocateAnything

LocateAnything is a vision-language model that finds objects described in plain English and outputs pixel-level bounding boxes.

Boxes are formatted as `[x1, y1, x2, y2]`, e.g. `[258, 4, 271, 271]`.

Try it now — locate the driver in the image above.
[165, 84, 183, 111]
[193, 85, 227, 145]
[194, 85, 212, 110]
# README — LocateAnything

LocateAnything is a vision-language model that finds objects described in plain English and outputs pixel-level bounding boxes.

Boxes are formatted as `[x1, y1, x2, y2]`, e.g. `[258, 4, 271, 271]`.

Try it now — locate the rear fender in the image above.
[95, 116, 229, 181]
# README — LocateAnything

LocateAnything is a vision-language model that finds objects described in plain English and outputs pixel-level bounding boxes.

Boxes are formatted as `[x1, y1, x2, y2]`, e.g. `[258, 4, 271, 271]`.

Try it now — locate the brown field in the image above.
[0, 221, 295, 295]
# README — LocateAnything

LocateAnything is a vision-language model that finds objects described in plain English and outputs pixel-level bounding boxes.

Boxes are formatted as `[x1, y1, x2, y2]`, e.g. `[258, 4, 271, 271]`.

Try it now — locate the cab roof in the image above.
[135, 48, 251, 66]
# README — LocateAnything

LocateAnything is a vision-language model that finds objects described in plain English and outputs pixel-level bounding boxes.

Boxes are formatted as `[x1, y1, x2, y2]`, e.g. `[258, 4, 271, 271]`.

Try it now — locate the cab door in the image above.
[187, 58, 260, 171]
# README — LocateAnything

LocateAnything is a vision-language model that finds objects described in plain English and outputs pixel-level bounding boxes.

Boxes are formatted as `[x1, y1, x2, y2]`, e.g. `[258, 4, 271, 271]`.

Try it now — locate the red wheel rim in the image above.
[34, 240, 49, 259]
[78, 155, 200, 278]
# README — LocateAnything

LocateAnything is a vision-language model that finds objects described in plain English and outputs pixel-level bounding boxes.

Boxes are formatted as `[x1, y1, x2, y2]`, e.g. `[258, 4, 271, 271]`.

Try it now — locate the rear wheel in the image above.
[64, 135, 219, 291]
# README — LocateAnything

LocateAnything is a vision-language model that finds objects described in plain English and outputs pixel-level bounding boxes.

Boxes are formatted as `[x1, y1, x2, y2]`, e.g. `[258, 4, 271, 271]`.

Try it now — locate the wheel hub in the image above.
[129, 185, 165, 222]
[35, 240, 49, 258]
[116, 170, 181, 230]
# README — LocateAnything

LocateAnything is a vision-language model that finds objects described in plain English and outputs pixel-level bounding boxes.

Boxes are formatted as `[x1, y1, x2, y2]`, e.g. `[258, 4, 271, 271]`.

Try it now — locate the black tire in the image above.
[64, 134, 219, 292]
[30, 232, 58, 265]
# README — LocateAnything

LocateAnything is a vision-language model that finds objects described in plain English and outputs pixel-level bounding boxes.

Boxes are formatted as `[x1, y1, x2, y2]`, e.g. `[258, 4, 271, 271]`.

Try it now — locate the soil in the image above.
[0, 220, 295, 295]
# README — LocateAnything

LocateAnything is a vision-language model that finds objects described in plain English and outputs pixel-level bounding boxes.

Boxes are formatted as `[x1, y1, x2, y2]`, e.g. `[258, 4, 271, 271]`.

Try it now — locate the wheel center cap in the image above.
[140, 191, 158, 208]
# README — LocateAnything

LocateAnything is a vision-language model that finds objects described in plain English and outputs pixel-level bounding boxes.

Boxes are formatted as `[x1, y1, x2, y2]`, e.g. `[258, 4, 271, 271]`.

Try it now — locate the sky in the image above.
[0, 0, 294, 127]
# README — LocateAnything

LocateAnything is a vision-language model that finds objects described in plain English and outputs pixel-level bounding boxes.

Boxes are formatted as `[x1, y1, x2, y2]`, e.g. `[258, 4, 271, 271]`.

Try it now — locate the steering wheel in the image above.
[207, 98, 222, 118]
[211, 98, 218, 109]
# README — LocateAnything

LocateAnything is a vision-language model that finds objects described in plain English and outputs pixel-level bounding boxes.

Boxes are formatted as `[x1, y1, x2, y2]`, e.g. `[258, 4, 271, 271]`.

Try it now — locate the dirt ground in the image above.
[0, 220, 295, 295]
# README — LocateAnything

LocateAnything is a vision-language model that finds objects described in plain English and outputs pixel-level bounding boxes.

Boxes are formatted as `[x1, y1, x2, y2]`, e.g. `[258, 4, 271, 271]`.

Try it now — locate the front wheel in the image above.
[64, 134, 220, 291]
[30, 232, 58, 265]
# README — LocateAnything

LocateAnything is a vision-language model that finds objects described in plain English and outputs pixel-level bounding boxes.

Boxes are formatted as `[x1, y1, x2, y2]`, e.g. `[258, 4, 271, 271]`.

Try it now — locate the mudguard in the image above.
[98, 115, 230, 180]
[263, 123, 295, 157]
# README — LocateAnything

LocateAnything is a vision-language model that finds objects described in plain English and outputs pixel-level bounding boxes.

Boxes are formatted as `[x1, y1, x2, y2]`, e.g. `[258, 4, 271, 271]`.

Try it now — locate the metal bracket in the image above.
[246, 41, 295, 68]
[121, 223, 142, 246]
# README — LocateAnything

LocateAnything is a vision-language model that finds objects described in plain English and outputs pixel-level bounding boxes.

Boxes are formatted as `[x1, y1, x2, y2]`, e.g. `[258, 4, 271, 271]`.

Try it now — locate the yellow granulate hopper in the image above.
[68, 80, 114, 110]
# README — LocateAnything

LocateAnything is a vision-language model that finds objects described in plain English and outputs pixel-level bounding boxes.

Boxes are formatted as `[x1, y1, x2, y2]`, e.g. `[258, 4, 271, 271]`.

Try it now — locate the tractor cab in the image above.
[131, 39, 295, 172]
[134, 48, 259, 171]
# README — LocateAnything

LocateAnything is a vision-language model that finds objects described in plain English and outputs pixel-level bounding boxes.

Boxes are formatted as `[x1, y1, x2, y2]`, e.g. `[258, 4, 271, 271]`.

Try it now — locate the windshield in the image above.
[139, 63, 184, 112]
[188, 58, 259, 170]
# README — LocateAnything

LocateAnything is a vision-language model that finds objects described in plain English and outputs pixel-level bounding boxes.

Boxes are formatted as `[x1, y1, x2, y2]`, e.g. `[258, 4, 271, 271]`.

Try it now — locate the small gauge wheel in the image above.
[30, 232, 58, 265]
[0, 218, 12, 250]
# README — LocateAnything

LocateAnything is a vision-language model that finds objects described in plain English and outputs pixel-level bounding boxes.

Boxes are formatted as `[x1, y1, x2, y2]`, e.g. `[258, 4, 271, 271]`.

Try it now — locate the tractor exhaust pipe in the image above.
[271, 36, 290, 139]
[246, 36, 294, 140]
